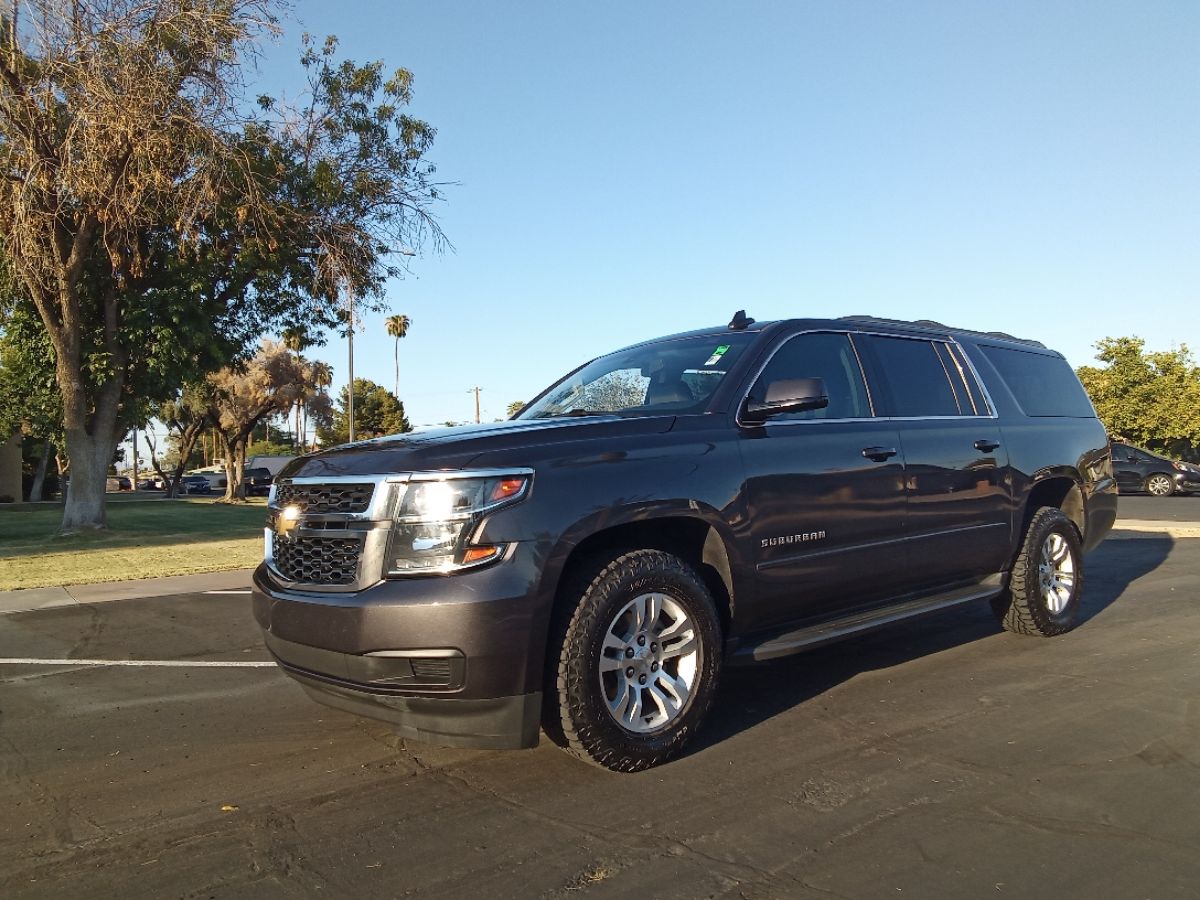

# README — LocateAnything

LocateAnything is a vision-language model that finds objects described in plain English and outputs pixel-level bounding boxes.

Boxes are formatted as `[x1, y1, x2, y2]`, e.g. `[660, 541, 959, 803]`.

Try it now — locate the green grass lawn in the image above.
[0, 498, 267, 590]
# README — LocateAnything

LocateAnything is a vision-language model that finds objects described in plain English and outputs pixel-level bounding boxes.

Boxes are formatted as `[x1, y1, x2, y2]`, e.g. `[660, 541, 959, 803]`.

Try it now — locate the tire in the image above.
[992, 507, 1084, 637]
[1145, 473, 1175, 497]
[549, 549, 722, 772]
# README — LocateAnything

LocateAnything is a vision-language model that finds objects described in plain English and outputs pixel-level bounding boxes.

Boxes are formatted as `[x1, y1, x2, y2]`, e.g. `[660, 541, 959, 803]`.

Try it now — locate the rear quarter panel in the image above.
[962, 340, 1117, 552]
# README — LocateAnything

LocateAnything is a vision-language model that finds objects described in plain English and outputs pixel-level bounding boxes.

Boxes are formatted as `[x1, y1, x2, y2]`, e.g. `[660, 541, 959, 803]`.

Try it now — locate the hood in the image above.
[279, 415, 678, 478]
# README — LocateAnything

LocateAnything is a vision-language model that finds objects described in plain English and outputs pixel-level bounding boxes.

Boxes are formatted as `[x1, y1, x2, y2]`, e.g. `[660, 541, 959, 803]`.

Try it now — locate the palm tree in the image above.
[385, 314, 412, 400]
[280, 328, 312, 447]
[306, 360, 335, 451]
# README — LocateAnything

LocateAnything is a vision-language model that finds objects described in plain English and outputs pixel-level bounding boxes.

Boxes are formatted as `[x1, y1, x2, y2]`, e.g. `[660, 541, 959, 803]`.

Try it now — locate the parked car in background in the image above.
[180, 475, 213, 495]
[106, 476, 132, 492]
[184, 470, 227, 492]
[1111, 443, 1200, 496]
[244, 467, 274, 497]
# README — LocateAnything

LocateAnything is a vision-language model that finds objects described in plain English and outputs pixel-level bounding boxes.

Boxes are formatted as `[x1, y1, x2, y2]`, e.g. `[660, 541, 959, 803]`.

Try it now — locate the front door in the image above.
[737, 331, 908, 633]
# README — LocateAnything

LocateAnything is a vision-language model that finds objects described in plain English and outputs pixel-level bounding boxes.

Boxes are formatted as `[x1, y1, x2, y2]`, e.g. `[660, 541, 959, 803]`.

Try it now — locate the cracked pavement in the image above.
[2, 535, 1199, 898]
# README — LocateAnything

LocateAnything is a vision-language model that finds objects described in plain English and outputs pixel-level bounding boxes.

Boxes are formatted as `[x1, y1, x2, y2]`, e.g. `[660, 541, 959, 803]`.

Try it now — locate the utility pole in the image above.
[347, 290, 356, 443]
[470, 387, 482, 424]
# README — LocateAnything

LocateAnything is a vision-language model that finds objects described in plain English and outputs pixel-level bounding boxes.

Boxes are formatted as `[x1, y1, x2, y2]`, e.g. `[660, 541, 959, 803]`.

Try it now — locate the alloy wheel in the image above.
[1038, 532, 1076, 614]
[1146, 475, 1173, 497]
[598, 592, 699, 733]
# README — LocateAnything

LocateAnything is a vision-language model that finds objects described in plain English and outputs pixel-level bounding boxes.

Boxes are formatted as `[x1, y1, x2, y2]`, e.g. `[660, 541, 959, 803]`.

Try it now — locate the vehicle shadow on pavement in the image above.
[689, 536, 1175, 757]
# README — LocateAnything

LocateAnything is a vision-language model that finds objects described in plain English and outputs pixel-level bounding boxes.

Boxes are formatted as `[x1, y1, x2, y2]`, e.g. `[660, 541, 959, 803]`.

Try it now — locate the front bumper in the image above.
[252, 551, 547, 750]
[1174, 473, 1200, 494]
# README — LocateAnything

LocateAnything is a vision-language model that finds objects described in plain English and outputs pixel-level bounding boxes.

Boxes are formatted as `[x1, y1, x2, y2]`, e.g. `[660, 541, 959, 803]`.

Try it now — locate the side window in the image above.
[867, 336, 962, 417]
[750, 332, 871, 420]
[978, 345, 1095, 418]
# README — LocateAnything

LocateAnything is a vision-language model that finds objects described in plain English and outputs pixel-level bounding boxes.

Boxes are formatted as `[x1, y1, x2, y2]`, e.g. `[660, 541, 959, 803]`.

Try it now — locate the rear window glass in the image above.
[980, 345, 1095, 417]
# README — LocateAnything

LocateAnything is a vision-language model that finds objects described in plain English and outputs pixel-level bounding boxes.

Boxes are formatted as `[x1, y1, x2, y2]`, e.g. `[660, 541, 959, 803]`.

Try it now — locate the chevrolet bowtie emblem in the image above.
[276, 505, 303, 540]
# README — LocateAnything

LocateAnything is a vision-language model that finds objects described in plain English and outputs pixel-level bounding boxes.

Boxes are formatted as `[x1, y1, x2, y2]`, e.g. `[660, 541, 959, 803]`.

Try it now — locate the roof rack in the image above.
[837, 315, 1045, 348]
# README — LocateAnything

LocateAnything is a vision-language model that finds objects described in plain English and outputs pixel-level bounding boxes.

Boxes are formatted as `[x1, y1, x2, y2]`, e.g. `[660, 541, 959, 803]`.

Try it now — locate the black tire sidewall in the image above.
[560, 551, 721, 770]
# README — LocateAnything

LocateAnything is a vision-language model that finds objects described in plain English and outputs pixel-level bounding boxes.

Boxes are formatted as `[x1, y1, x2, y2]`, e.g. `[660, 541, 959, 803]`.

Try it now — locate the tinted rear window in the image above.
[979, 345, 1095, 417]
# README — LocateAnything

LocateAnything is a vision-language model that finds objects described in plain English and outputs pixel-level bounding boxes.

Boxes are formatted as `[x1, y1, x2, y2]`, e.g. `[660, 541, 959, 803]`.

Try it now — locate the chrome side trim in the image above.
[757, 521, 1008, 571]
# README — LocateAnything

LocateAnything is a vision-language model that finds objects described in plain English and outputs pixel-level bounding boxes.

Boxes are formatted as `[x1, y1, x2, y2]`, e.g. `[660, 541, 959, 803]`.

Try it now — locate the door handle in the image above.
[861, 446, 898, 462]
[974, 439, 1001, 453]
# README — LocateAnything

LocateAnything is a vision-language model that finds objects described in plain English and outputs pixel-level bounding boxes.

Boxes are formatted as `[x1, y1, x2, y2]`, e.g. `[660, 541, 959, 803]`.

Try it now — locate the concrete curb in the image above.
[1107, 520, 1200, 540]
[0, 568, 254, 615]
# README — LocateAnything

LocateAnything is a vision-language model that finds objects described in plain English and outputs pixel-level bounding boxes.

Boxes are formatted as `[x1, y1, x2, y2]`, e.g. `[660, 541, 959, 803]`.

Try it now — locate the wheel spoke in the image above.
[654, 668, 691, 708]
[656, 611, 690, 642]
[599, 655, 625, 673]
[624, 687, 643, 726]
[602, 631, 627, 653]
[659, 630, 697, 661]
[1050, 538, 1069, 564]
[643, 593, 663, 632]
[647, 683, 675, 721]
[608, 678, 635, 718]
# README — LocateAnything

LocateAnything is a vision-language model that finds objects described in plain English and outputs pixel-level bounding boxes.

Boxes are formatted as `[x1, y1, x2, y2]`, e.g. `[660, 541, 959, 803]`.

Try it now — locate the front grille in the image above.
[274, 482, 375, 514]
[272, 534, 363, 585]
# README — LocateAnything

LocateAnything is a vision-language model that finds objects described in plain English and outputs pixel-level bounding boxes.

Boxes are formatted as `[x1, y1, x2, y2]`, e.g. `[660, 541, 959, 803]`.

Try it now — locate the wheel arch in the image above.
[544, 508, 740, 641]
[1023, 473, 1085, 540]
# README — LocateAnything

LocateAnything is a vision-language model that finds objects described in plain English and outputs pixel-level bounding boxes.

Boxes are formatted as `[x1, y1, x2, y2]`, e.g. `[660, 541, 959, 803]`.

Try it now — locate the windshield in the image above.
[519, 333, 756, 419]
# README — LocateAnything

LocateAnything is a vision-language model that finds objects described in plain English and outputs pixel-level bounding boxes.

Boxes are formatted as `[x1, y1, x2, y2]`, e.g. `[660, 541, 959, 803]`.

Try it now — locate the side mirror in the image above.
[741, 377, 829, 424]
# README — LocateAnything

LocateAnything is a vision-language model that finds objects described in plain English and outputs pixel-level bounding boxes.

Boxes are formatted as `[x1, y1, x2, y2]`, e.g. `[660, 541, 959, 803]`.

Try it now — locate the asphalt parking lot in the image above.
[2, 518, 1199, 897]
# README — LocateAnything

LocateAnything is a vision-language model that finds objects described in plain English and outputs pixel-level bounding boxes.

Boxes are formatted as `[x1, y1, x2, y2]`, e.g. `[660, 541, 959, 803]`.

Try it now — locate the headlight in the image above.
[386, 473, 530, 576]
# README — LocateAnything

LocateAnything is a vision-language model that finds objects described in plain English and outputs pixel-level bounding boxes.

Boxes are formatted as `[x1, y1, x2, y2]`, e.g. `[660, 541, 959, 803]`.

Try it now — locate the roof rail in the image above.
[837, 315, 1045, 348]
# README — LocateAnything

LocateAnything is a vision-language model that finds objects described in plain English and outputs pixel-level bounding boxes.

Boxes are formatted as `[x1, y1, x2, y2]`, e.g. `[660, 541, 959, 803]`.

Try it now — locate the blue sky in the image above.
[256, 0, 1198, 429]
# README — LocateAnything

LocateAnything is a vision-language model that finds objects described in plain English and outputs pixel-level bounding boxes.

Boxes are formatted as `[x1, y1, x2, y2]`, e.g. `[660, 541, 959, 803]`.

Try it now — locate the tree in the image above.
[0, 302, 63, 500]
[1077, 337, 1200, 460]
[206, 341, 319, 500]
[304, 360, 334, 451]
[146, 385, 210, 498]
[506, 400, 526, 419]
[318, 379, 411, 446]
[385, 314, 411, 399]
[279, 326, 313, 447]
[0, 1, 277, 528]
[0, 6, 447, 531]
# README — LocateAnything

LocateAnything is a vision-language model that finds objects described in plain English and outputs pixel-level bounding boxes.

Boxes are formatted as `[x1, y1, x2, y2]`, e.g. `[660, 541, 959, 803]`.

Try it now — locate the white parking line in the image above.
[203, 590, 252, 595]
[0, 659, 276, 667]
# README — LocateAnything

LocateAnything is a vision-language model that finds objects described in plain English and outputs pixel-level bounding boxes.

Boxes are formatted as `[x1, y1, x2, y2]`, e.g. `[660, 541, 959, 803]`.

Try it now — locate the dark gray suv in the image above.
[253, 314, 1117, 771]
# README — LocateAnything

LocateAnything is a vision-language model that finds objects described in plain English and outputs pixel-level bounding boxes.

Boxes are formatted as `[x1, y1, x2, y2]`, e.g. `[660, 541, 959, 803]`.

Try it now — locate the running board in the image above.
[731, 581, 1004, 665]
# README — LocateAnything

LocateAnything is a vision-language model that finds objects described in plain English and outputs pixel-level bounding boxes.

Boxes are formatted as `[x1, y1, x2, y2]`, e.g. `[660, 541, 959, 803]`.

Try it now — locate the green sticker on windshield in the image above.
[703, 344, 731, 366]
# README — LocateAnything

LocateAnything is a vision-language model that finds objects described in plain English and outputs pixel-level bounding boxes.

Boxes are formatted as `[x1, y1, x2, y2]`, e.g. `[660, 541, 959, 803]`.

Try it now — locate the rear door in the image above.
[858, 334, 1013, 589]
[736, 330, 908, 631]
